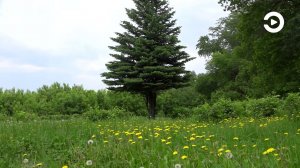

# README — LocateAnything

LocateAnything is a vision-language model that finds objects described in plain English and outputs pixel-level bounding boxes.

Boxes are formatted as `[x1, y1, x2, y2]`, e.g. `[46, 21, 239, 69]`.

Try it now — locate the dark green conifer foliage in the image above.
[102, 0, 194, 119]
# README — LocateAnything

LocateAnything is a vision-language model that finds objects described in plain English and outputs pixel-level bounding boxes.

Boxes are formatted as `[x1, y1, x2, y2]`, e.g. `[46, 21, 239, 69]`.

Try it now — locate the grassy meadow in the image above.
[1, 115, 300, 168]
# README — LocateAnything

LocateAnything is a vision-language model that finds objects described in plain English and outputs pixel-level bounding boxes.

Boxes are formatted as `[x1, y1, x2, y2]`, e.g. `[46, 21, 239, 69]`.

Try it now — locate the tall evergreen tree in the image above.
[102, 0, 194, 119]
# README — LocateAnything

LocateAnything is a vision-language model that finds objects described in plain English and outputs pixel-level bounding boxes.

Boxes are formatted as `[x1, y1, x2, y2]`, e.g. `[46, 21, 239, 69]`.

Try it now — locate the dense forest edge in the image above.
[0, 80, 299, 121]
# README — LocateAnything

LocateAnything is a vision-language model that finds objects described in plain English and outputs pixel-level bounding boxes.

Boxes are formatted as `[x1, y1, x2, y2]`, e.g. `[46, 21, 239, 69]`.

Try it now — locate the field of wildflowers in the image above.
[0, 115, 299, 167]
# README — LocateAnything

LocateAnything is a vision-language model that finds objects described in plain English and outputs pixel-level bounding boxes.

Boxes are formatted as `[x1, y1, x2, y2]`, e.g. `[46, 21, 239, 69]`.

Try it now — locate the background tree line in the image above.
[0, 80, 204, 120]
[196, 0, 300, 100]
[0, 79, 299, 121]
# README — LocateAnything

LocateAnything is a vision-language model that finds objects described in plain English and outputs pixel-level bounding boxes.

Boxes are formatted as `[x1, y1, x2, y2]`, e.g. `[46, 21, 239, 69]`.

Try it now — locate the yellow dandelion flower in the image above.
[233, 137, 239, 140]
[218, 148, 224, 152]
[62, 166, 68, 168]
[114, 133, 120, 136]
[189, 137, 195, 141]
[225, 150, 231, 153]
[217, 152, 222, 157]
[274, 153, 279, 156]
[183, 146, 189, 149]
[266, 148, 275, 153]
[173, 151, 178, 155]
[192, 144, 197, 147]
[103, 140, 108, 143]
[264, 138, 269, 141]
[92, 134, 96, 138]
[161, 139, 166, 142]
[36, 163, 43, 166]
[167, 137, 172, 140]
[252, 144, 257, 148]
[136, 132, 142, 136]
[205, 138, 211, 141]
[131, 141, 136, 144]
[138, 136, 143, 139]
[166, 142, 171, 145]
[284, 132, 288, 135]
[262, 147, 276, 155]
[181, 155, 188, 160]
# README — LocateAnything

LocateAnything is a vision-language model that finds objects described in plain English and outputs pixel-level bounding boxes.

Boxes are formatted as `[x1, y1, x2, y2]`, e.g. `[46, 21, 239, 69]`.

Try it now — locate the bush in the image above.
[104, 91, 147, 116]
[209, 99, 237, 120]
[245, 96, 280, 117]
[193, 100, 247, 121]
[279, 93, 300, 116]
[157, 87, 205, 117]
[192, 103, 211, 121]
[14, 111, 38, 121]
[231, 101, 246, 117]
[84, 107, 130, 121]
[0, 113, 9, 121]
[171, 107, 192, 118]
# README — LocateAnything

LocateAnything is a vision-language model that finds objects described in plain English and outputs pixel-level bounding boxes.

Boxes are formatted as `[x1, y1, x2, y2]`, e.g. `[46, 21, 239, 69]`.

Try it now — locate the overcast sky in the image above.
[0, 0, 228, 91]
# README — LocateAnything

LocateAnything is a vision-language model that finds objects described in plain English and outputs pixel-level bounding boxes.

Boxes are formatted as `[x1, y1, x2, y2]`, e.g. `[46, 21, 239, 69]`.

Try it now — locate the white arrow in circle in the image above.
[264, 12, 285, 33]
[271, 19, 277, 26]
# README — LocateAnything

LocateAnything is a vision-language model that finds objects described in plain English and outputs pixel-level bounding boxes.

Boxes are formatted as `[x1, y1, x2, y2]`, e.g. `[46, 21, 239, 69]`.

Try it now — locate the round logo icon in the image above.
[264, 12, 285, 33]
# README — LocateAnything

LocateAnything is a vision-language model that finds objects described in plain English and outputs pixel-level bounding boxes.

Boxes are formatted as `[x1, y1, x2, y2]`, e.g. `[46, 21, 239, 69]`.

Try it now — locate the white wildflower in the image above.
[175, 164, 182, 168]
[225, 152, 234, 159]
[23, 158, 29, 164]
[87, 139, 94, 145]
[86, 160, 93, 166]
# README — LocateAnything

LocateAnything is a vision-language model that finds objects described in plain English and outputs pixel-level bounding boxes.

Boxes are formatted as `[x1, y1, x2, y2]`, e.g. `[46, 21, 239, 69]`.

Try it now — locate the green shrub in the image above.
[84, 107, 130, 121]
[104, 91, 147, 116]
[231, 101, 246, 117]
[170, 107, 192, 118]
[192, 103, 211, 121]
[157, 87, 205, 117]
[14, 111, 38, 121]
[279, 93, 300, 116]
[0, 113, 9, 121]
[209, 99, 237, 120]
[245, 96, 280, 117]
[193, 100, 246, 121]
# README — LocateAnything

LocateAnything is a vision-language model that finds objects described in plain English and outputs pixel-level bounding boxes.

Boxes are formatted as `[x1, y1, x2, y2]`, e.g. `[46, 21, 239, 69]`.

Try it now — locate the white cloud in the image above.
[73, 74, 105, 90]
[0, 0, 134, 54]
[73, 56, 113, 73]
[0, 58, 47, 72]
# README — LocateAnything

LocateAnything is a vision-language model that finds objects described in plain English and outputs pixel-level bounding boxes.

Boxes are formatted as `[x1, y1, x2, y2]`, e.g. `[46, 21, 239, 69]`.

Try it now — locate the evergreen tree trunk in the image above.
[145, 92, 157, 119]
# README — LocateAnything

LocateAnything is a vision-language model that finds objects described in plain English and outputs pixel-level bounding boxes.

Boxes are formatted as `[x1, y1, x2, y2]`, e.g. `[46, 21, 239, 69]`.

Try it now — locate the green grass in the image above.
[0, 116, 299, 168]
